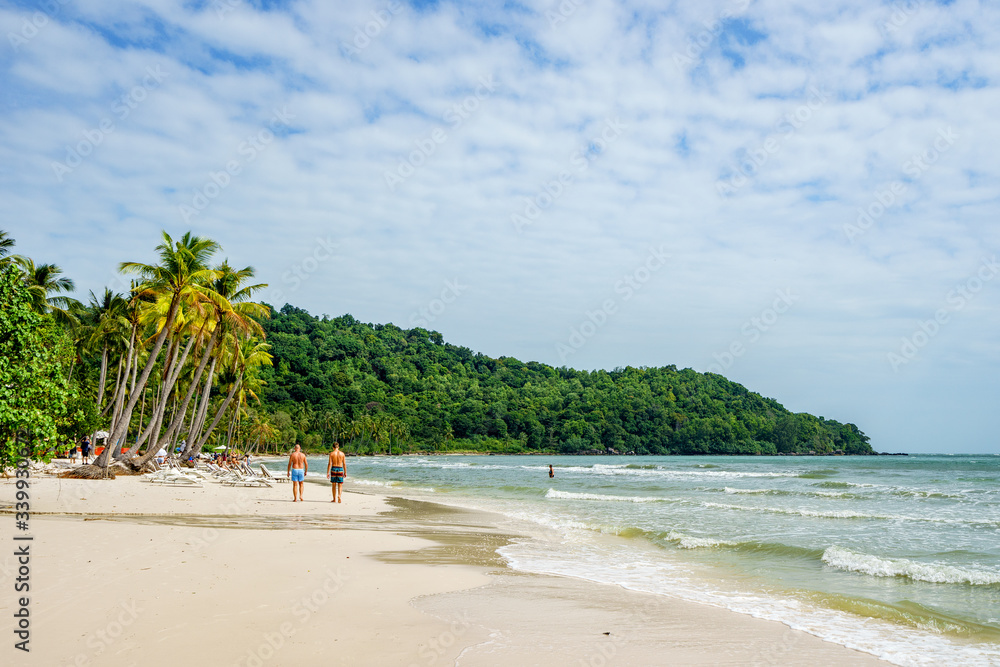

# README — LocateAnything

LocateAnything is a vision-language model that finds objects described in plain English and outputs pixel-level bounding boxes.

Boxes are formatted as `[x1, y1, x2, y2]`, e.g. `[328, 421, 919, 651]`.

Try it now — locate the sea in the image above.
[280, 454, 1000, 666]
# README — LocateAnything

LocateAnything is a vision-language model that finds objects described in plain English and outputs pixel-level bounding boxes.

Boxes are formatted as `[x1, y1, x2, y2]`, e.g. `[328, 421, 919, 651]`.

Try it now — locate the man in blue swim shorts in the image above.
[326, 442, 347, 503]
[287, 444, 308, 502]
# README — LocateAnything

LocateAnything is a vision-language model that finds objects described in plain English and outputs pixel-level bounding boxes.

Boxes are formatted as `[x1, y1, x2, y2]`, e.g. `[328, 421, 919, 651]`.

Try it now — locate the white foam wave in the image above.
[704, 502, 884, 520]
[665, 531, 735, 549]
[701, 502, 1000, 526]
[822, 546, 1000, 586]
[545, 488, 666, 503]
[350, 478, 400, 487]
[350, 478, 433, 492]
[722, 487, 851, 498]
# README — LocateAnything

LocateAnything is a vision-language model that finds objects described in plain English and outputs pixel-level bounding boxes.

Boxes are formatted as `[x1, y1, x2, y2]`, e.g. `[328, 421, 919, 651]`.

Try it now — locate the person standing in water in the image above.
[549, 464, 555, 478]
[327, 442, 347, 503]
[287, 444, 308, 502]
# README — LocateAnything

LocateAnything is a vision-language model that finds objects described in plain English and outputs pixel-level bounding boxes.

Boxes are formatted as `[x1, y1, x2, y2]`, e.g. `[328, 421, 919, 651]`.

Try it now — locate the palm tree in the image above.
[95, 231, 222, 469]
[10, 256, 81, 324]
[248, 415, 278, 455]
[86, 288, 130, 412]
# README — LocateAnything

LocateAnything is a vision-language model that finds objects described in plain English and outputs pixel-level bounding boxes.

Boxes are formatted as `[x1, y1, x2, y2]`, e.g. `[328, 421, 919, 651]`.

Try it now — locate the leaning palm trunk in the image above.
[94, 326, 139, 467]
[128, 327, 198, 459]
[135, 330, 217, 468]
[108, 325, 137, 426]
[182, 356, 216, 459]
[190, 378, 240, 456]
[97, 298, 179, 469]
[155, 330, 218, 455]
[111, 387, 145, 462]
[102, 355, 122, 418]
[124, 337, 180, 456]
[96, 344, 108, 412]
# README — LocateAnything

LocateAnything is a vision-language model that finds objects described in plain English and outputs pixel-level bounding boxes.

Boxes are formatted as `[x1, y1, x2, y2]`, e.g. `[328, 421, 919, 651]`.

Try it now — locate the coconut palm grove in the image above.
[0, 229, 873, 471]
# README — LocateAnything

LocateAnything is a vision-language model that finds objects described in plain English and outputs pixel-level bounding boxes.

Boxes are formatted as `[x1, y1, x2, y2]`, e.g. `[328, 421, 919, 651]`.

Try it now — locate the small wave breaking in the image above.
[545, 489, 667, 503]
[822, 546, 1000, 586]
[664, 530, 735, 549]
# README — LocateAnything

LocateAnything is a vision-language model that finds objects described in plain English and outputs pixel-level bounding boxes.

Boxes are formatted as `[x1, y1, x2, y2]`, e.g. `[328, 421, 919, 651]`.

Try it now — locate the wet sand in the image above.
[0, 473, 889, 666]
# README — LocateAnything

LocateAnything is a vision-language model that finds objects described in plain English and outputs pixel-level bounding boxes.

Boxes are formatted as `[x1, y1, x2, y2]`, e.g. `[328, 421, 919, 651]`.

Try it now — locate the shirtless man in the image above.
[326, 442, 347, 503]
[287, 444, 308, 502]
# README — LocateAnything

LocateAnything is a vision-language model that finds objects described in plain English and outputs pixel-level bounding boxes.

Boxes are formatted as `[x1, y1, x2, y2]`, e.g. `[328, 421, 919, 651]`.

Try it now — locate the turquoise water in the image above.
[281, 454, 1000, 665]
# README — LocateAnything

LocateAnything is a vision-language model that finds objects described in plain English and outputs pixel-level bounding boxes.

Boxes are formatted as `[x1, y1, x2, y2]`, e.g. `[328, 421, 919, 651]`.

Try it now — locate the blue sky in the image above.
[2, 0, 997, 453]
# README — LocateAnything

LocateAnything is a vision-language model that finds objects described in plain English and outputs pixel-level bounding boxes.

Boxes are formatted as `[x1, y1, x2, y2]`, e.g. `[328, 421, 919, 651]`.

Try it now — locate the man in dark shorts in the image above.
[81, 436, 91, 464]
[326, 442, 346, 503]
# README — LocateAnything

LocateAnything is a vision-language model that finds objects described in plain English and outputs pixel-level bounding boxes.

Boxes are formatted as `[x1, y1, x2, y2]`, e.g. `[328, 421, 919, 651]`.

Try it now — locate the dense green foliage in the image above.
[258, 305, 874, 456]
[0, 268, 74, 468]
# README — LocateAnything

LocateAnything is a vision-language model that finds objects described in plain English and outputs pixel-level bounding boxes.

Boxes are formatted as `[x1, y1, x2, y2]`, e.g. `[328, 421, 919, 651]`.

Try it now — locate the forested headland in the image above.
[0, 228, 873, 471]
[258, 305, 873, 456]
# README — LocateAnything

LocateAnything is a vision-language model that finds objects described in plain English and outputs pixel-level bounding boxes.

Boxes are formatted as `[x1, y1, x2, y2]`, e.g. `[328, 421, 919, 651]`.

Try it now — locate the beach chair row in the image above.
[143, 460, 274, 488]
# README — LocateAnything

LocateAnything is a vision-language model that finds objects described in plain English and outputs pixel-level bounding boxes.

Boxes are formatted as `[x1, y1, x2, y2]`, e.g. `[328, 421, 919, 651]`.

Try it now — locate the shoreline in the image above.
[1, 474, 889, 666]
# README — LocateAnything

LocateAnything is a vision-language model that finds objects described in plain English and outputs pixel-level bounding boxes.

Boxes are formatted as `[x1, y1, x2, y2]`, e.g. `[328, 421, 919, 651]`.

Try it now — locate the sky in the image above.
[1, 0, 997, 454]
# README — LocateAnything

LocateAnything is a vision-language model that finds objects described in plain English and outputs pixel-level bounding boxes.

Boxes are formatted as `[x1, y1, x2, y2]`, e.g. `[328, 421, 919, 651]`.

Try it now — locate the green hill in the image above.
[258, 305, 873, 456]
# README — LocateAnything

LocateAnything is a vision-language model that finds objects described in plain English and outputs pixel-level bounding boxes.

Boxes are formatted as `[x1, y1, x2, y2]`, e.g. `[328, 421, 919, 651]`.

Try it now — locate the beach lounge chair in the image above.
[220, 468, 271, 488]
[259, 464, 288, 483]
[207, 463, 236, 480]
[183, 465, 214, 481]
[144, 468, 203, 487]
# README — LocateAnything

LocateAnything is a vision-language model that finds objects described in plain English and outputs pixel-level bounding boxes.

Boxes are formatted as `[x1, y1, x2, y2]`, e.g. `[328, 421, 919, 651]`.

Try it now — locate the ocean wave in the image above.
[887, 488, 968, 500]
[702, 502, 1000, 527]
[822, 546, 1000, 586]
[588, 466, 799, 479]
[351, 478, 435, 492]
[664, 530, 735, 549]
[545, 489, 667, 503]
[703, 502, 885, 520]
[350, 478, 400, 487]
[722, 487, 853, 499]
[814, 481, 877, 489]
[723, 487, 780, 495]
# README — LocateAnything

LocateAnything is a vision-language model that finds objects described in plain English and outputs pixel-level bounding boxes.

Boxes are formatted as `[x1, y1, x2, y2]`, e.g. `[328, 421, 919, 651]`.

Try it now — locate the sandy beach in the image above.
[1, 470, 890, 666]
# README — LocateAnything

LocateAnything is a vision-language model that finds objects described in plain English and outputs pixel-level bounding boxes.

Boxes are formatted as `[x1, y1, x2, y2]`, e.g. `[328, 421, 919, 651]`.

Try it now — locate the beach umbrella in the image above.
[213, 445, 227, 450]
[93, 430, 109, 439]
